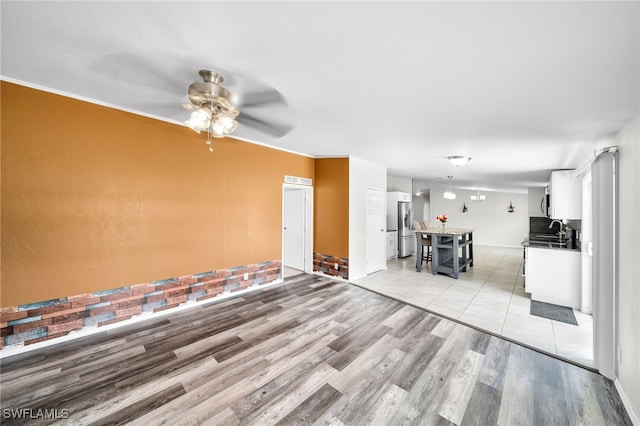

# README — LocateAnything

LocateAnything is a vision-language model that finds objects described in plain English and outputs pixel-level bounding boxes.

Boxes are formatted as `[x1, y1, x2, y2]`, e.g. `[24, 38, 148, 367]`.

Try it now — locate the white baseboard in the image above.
[615, 377, 640, 425]
[312, 271, 349, 283]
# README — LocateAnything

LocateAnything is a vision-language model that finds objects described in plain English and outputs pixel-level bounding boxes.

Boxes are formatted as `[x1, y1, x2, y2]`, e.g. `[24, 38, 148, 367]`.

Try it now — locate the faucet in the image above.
[549, 219, 565, 240]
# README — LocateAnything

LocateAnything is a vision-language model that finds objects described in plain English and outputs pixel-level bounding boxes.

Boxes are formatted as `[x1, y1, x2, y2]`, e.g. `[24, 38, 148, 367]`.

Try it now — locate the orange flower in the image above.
[436, 214, 448, 223]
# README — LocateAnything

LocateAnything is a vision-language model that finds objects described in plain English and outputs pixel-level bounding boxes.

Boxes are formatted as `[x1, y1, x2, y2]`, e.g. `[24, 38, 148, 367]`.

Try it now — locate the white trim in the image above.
[282, 183, 314, 275]
[312, 271, 349, 283]
[576, 144, 619, 178]
[0, 277, 284, 360]
[614, 378, 640, 426]
[348, 272, 366, 282]
[1, 76, 186, 126]
[0, 76, 314, 159]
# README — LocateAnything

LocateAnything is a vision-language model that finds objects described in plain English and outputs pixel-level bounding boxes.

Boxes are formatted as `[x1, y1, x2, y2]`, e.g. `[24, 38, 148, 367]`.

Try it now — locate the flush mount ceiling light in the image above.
[447, 156, 471, 166]
[184, 70, 240, 152]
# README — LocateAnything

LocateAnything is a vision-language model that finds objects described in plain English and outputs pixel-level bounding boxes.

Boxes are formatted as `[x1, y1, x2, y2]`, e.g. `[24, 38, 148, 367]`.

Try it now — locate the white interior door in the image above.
[283, 187, 305, 271]
[366, 187, 386, 274]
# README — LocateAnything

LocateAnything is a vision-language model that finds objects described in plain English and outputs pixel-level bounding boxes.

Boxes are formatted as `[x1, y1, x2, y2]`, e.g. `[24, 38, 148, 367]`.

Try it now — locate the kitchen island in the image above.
[415, 228, 474, 278]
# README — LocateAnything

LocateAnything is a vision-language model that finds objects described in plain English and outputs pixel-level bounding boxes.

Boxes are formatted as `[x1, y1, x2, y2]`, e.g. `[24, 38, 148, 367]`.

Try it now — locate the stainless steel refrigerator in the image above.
[398, 201, 414, 257]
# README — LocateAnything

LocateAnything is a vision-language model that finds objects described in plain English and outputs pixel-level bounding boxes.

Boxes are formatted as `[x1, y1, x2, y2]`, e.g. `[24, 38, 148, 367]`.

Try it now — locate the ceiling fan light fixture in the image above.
[192, 107, 212, 123]
[185, 107, 212, 132]
[213, 115, 238, 135]
[184, 68, 292, 151]
[186, 70, 242, 150]
[448, 156, 471, 166]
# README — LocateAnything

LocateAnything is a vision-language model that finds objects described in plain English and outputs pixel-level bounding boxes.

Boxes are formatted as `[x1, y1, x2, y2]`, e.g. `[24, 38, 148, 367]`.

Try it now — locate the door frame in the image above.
[282, 183, 314, 276]
[365, 186, 386, 275]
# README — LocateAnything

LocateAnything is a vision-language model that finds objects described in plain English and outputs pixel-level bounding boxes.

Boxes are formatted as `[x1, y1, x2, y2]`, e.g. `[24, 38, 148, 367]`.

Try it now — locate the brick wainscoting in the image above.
[0, 260, 281, 349]
[313, 253, 348, 280]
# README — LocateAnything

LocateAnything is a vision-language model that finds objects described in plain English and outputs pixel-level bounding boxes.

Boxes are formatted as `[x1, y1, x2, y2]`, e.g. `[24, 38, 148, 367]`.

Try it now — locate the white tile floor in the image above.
[352, 245, 594, 367]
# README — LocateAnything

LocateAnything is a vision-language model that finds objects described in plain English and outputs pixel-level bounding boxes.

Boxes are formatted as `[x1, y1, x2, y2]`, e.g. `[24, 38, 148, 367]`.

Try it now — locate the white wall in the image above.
[424, 191, 431, 222]
[387, 175, 412, 193]
[349, 156, 387, 280]
[528, 187, 546, 217]
[614, 115, 640, 420]
[430, 187, 528, 247]
[412, 193, 426, 223]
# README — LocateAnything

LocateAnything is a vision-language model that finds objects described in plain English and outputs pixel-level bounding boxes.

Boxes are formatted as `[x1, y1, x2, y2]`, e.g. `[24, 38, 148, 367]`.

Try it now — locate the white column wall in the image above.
[613, 115, 640, 419]
[349, 156, 387, 281]
[386, 175, 413, 193]
[592, 151, 616, 379]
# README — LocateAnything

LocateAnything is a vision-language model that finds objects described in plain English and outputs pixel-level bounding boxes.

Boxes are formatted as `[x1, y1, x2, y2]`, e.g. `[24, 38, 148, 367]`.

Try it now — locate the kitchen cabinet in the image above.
[549, 170, 581, 219]
[386, 191, 411, 231]
[386, 231, 398, 260]
[525, 246, 581, 309]
[388, 191, 411, 203]
[387, 191, 411, 223]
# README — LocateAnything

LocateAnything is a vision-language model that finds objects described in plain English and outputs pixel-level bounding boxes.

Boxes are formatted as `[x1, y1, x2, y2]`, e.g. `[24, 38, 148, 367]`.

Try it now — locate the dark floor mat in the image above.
[530, 300, 578, 325]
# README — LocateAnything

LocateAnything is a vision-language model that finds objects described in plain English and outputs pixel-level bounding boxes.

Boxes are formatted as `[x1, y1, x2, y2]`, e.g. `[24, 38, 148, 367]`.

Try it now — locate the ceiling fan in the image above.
[183, 69, 293, 152]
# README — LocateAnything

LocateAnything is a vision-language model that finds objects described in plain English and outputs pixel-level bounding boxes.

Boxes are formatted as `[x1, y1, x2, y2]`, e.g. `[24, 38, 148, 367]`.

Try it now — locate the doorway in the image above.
[282, 184, 313, 277]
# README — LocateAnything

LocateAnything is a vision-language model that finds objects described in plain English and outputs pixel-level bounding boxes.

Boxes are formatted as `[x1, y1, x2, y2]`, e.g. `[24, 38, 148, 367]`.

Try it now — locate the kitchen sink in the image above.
[533, 234, 561, 240]
[525, 233, 572, 248]
[529, 239, 568, 247]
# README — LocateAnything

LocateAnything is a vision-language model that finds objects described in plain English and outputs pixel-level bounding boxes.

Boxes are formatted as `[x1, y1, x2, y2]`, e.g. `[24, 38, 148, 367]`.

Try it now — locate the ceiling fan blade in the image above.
[126, 101, 184, 116]
[182, 103, 199, 111]
[234, 89, 287, 108]
[237, 112, 293, 138]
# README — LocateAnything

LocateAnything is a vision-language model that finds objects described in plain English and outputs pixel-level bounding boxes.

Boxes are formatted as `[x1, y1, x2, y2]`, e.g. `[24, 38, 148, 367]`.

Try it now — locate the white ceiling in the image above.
[2, 1, 638, 193]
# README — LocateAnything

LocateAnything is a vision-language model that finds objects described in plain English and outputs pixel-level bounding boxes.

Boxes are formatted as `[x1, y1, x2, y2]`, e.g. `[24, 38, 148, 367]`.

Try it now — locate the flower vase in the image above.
[441, 223, 446, 232]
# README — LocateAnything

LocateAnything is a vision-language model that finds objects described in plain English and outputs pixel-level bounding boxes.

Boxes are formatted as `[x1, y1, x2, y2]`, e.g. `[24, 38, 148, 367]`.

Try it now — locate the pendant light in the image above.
[471, 190, 486, 202]
[443, 176, 456, 199]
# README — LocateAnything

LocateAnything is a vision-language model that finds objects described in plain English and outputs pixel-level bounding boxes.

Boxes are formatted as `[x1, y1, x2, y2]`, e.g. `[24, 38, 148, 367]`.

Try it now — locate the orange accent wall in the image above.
[314, 158, 349, 259]
[1, 82, 314, 307]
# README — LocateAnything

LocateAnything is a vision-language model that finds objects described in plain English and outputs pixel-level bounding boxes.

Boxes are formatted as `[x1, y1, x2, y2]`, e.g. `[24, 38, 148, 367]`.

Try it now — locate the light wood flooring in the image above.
[0, 274, 632, 425]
